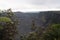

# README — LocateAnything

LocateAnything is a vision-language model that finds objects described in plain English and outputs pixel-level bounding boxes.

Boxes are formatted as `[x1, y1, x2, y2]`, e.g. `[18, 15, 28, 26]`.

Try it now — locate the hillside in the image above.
[14, 11, 60, 35]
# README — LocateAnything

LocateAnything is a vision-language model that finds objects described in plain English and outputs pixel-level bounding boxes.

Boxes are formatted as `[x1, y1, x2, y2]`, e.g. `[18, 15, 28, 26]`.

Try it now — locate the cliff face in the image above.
[14, 11, 60, 35]
[39, 11, 60, 26]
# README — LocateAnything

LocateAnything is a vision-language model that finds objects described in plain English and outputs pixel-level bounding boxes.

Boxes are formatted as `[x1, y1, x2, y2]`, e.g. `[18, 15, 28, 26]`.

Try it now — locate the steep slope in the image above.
[15, 11, 60, 35]
[39, 11, 60, 27]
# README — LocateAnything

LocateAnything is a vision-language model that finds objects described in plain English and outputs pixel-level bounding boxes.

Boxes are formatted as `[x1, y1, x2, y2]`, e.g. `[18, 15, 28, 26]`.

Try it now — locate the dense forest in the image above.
[0, 9, 60, 40]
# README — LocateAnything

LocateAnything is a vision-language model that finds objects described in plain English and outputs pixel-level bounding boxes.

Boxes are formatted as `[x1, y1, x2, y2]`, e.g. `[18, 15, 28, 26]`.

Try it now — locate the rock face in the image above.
[14, 11, 60, 40]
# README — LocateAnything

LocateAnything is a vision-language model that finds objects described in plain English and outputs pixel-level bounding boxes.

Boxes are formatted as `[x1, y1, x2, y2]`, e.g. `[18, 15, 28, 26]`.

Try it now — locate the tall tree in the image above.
[0, 9, 19, 40]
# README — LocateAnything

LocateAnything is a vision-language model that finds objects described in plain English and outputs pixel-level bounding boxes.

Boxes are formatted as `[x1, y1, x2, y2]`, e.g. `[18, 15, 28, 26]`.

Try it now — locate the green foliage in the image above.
[0, 17, 12, 22]
[41, 24, 60, 40]
[0, 9, 18, 40]
[20, 24, 60, 40]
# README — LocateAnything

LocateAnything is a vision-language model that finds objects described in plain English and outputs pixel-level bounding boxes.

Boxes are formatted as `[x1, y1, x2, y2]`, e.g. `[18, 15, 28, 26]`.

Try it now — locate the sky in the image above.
[0, 0, 60, 12]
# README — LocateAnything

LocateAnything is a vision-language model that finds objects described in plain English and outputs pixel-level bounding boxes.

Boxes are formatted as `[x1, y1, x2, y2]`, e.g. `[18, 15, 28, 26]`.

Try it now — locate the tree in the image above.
[0, 17, 12, 22]
[20, 19, 43, 40]
[31, 19, 36, 31]
[41, 24, 60, 40]
[0, 9, 19, 40]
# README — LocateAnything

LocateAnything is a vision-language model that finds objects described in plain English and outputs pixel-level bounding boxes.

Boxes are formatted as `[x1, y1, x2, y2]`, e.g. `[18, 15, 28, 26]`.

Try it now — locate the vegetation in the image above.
[20, 20, 60, 40]
[0, 9, 19, 40]
[41, 24, 60, 40]
[0, 9, 59, 40]
[0, 17, 12, 22]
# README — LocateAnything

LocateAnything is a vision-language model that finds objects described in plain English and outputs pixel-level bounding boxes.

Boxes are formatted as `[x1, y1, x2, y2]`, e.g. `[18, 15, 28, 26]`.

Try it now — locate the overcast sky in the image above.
[0, 0, 60, 12]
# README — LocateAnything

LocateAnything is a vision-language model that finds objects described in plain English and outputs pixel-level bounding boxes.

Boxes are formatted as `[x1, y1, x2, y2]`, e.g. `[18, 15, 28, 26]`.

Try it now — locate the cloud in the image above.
[0, 0, 60, 12]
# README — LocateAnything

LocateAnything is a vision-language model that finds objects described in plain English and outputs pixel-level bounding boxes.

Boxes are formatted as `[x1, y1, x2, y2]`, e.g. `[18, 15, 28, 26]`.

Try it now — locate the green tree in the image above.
[0, 9, 19, 40]
[41, 24, 60, 40]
